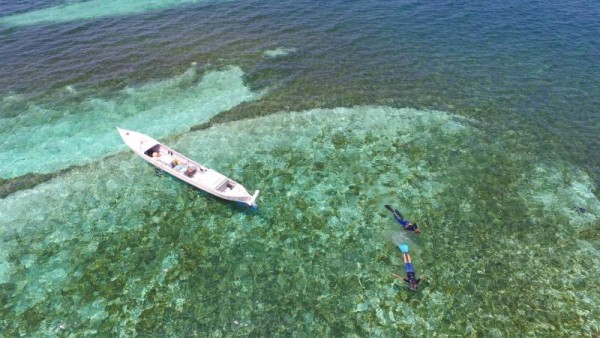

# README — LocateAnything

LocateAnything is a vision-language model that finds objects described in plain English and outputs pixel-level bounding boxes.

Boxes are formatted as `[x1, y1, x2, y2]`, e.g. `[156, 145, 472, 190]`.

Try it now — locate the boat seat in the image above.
[215, 179, 236, 192]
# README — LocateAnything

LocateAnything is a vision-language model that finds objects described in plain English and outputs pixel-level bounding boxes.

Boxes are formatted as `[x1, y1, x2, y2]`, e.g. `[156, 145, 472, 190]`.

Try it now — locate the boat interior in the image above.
[144, 145, 204, 178]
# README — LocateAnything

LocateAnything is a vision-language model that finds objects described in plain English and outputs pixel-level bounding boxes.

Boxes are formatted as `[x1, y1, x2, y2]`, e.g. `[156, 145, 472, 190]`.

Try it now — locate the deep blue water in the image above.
[1, 0, 599, 179]
[0, 0, 599, 335]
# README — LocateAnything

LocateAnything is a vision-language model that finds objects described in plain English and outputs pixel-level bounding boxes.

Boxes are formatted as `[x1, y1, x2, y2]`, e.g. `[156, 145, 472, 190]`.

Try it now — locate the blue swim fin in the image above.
[399, 244, 409, 253]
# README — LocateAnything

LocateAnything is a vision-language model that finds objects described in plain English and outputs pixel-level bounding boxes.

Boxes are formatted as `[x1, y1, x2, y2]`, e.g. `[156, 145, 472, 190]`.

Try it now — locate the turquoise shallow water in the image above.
[0, 0, 213, 27]
[1, 107, 598, 335]
[0, 65, 260, 178]
[1, 0, 599, 336]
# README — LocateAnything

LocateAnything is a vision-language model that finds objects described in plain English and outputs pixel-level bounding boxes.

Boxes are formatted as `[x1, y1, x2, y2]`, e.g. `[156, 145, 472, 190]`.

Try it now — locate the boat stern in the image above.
[248, 190, 260, 208]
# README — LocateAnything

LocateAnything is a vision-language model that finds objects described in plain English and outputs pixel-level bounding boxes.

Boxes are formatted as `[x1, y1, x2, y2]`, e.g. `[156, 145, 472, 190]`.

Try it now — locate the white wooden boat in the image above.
[117, 128, 259, 208]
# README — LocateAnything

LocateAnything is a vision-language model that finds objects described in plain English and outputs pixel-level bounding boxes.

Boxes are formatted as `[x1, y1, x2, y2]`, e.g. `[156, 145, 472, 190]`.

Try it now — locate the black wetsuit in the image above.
[403, 272, 421, 289]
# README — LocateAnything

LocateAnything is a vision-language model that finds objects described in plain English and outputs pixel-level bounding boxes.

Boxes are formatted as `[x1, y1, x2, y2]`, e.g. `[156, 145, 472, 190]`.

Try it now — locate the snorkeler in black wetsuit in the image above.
[385, 205, 421, 234]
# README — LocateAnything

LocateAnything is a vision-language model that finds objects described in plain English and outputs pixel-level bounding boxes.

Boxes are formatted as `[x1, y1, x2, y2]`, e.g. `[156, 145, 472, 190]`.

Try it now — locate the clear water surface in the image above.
[0, 0, 598, 336]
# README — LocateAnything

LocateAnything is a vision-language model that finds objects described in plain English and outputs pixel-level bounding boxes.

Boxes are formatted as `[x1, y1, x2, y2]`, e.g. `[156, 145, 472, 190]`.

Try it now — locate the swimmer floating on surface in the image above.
[385, 205, 421, 234]
[393, 244, 425, 291]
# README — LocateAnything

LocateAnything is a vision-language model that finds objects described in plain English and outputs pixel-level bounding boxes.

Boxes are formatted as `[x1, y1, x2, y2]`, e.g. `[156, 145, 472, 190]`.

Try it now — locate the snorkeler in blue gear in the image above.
[392, 244, 425, 290]
[385, 205, 421, 234]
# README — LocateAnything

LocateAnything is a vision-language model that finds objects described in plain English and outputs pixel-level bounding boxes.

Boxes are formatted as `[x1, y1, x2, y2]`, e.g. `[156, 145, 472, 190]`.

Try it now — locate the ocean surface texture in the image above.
[1, 0, 599, 336]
